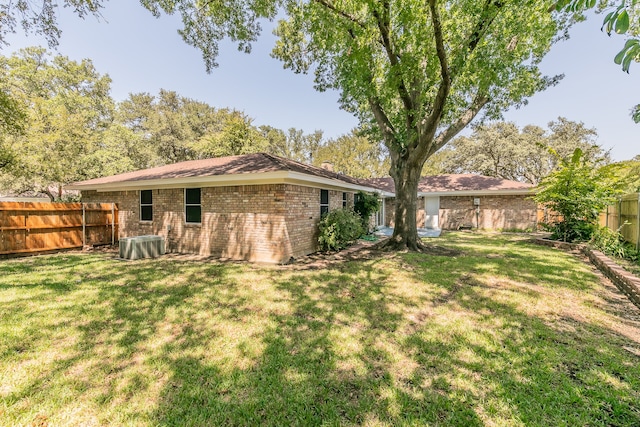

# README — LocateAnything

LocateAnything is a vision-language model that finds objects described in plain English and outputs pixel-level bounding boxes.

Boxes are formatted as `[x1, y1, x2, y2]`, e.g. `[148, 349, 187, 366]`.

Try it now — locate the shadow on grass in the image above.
[1, 237, 639, 426]
[152, 261, 484, 426]
[151, 249, 639, 425]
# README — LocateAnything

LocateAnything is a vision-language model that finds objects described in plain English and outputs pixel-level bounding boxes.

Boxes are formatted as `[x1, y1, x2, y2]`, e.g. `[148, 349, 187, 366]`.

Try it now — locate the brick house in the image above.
[68, 154, 537, 262]
[363, 175, 536, 231]
[67, 153, 391, 263]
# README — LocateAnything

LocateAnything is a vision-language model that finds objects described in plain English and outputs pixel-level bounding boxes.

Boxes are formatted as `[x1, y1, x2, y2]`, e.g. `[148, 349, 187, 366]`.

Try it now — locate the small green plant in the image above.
[590, 225, 638, 261]
[318, 208, 364, 251]
[353, 191, 380, 232]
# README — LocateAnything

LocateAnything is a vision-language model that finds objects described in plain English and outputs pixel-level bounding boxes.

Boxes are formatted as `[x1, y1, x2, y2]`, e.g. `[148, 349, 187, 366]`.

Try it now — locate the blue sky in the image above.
[4, 3, 639, 161]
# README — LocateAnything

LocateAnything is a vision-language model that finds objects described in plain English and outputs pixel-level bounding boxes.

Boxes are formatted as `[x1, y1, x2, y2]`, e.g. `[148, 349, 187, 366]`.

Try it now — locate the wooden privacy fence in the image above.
[600, 193, 640, 250]
[0, 202, 118, 256]
[536, 206, 562, 229]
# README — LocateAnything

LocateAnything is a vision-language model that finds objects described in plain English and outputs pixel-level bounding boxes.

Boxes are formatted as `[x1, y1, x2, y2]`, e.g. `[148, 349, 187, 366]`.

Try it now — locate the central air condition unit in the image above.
[119, 235, 165, 260]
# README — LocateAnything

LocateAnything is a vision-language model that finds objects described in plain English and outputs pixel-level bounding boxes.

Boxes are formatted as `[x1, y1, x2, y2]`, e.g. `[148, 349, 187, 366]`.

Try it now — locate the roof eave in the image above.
[417, 188, 536, 197]
[66, 170, 385, 194]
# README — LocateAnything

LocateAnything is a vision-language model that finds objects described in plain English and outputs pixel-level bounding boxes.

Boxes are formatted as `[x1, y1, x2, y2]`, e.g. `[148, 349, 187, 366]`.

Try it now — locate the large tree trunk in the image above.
[382, 155, 424, 251]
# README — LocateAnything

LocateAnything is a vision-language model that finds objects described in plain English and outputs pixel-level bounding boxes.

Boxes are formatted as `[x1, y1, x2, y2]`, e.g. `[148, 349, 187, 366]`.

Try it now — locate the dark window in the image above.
[140, 190, 152, 221]
[185, 188, 201, 223]
[320, 189, 329, 216]
[342, 192, 347, 208]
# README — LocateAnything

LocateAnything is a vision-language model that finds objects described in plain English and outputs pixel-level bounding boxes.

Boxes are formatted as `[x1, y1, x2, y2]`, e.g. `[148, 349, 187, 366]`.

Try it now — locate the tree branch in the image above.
[419, 0, 451, 145]
[430, 93, 490, 155]
[419, 0, 501, 152]
[312, 0, 367, 29]
[451, 0, 504, 76]
[368, 96, 397, 146]
[372, 2, 414, 126]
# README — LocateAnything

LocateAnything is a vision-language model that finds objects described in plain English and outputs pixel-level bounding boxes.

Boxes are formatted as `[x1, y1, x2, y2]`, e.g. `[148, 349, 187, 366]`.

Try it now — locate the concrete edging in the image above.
[532, 238, 640, 309]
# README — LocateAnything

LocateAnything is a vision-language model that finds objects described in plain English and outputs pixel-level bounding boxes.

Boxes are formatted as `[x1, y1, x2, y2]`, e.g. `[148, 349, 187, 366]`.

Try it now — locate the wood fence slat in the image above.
[0, 201, 118, 256]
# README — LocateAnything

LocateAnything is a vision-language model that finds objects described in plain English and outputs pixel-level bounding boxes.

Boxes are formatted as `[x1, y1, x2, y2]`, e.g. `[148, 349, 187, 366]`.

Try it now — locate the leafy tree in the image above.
[313, 130, 389, 178]
[558, 0, 639, 72]
[118, 90, 211, 164]
[0, 47, 115, 200]
[0, 1, 103, 49]
[534, 148, 622, 242]
[131, 0, 572, 250]
[432, 117, 607, 184]
[0, 1, 105, 134]
[421, 147, 455, 176]
[598, 156, 640, 193]
[557, 0, 640, 121]
[0, 89, 26, 136]
[354, 191, 381, 232]
[191, 110, 269, 157]
[259, 126, 324, 164]
[117, 90, 270, 164]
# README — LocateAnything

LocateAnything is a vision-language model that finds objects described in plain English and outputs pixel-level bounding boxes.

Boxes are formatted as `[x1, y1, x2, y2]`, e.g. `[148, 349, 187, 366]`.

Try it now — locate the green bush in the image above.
[353, 191, 380, 232]
[318, 208, 364, 251]
[590, 225, 638, 261]
[534, 148, 621, 242]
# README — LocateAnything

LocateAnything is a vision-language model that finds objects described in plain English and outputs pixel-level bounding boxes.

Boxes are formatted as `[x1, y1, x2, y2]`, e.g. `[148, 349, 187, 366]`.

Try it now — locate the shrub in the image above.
[353, 191, 380, 232]
[534, 148, 621, 242]
[590, 225, 638, 261]
[318, 208, 364, 251]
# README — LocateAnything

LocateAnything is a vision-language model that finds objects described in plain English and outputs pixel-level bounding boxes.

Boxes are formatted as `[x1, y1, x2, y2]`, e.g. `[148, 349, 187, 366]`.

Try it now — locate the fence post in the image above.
[111, 203, 115, 246]
[619, 199, 622, 233]
[82, 203, 86, 248]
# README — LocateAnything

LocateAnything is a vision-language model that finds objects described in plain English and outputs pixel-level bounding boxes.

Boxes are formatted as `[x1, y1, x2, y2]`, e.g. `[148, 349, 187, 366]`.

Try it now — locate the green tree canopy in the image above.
[0, 47, 115, 200]
[426, 117, 608, 184]
[0, 1, 104, 49]
[313, 130, 389, 178]
[259, 126, 324, 164]
[535, 148, 623, 242]
[558, 0, 640, 121]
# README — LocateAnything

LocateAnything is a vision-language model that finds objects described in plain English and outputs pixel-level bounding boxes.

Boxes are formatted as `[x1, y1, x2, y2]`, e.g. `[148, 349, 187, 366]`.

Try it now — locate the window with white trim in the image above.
[185, 188, 202, 223]
[140, 190, 153, 221]
[342, 192, 347, 208]
[320, 189, 329, 216]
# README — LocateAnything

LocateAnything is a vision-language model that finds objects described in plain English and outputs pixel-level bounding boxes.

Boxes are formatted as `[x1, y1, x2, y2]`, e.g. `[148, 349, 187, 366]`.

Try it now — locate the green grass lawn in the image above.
[1, 232, 639, 426]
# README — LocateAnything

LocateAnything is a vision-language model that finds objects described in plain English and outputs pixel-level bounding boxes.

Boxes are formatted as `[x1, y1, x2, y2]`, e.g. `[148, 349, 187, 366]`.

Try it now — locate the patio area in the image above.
[373, 226, 442, 238]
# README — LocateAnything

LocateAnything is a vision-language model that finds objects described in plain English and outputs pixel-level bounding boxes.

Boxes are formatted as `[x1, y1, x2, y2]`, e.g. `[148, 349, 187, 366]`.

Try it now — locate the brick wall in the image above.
[440, 195, 537, 230]
[82, 184, 355, 263]
[382, 194, 537, 231]
[385, 198, 394, 227]
[384, 197, 426, 228]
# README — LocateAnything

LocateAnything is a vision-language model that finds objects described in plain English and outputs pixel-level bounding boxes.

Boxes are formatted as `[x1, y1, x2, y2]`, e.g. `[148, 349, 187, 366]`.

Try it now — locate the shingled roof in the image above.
[67, 153, 377, 191]
[68, 153, 534, 196]
[362, 175, 534, 194]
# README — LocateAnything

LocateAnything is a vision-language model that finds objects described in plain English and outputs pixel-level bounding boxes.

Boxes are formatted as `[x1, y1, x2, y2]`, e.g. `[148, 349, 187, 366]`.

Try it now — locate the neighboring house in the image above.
[66, 153, 390, 263]
[362, 175, 537, 231]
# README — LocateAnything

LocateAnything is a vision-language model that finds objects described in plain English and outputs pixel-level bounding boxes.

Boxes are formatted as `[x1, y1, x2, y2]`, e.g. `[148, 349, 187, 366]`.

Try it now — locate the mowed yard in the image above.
[1, 233, 639, 426]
